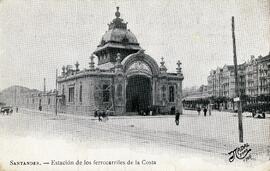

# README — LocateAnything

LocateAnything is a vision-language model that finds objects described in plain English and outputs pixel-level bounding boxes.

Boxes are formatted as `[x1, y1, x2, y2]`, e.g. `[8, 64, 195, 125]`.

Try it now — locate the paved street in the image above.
[0, 109, 269, 171]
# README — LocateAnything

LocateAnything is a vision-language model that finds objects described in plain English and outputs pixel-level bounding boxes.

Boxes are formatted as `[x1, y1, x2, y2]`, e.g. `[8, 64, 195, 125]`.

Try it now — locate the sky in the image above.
[0, 0, 269, 91]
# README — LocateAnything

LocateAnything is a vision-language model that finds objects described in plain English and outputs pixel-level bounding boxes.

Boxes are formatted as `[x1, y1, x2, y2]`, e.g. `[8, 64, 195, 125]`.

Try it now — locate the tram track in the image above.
[12, 110, 268, 158]
[69, 118, 230, 156]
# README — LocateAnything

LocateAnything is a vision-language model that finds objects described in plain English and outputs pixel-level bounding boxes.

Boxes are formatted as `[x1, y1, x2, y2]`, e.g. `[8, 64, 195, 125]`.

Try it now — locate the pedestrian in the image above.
[104, 107, 110, 122]
[203, 107, 207, 117]
[97, 109, 102, 122]
[171, 106, 176, 115]
[197, 106, 201, 115]
[94, 109, 98, 117]
[175, 110, 180, 126]
[38, 105, 42, 111]
[208, 104, 211, 116]
[149, 106, 153, 116]
[146, 106, 150, 115]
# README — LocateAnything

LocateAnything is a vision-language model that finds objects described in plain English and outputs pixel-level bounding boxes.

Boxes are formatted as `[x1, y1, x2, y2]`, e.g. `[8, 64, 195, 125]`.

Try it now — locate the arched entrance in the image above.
[126, 75, 152, 112]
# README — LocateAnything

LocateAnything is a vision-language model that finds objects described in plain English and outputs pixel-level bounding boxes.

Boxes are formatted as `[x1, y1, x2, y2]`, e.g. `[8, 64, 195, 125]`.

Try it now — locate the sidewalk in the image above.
[19, 107, 270, 121]
[19, 107, 176, 120]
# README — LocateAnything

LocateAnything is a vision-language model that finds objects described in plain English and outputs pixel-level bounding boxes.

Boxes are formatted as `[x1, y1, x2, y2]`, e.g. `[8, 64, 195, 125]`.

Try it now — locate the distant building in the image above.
[206, 52, 270, 111]
[238, 63, 246, 97]
[245, 55, 259, 97]
[221, 65, 235, 98]
[257, 53, 270, 96]
[182, 84, 210, 110]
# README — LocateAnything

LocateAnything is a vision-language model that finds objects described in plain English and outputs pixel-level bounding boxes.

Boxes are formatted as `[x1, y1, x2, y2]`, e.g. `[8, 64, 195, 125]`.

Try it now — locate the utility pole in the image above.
[43, 78, 46, 93]
[55, 69, 58, 116]
[14, 87, 17, 107]
[232, 16, 244, 143]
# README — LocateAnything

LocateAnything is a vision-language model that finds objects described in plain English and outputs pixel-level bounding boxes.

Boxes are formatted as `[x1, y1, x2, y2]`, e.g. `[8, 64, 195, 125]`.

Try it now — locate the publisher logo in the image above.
[228, 143, 252, 162]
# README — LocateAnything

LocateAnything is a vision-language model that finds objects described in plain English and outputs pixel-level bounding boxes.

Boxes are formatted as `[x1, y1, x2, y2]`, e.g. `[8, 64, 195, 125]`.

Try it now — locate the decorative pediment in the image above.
[126, 61, 152, 76]
[122, 51, 160, 76]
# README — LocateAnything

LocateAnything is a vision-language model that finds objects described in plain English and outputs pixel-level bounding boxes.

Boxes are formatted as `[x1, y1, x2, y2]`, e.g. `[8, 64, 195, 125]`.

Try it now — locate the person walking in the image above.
[38, 105, 42, 111]
[197, 106, 201, 115]
[175, 110, 180, 126]
[104, 107, 110, 122]
[98, 110, 103, 122]
[203, 107, 207, 117]
[208, 104, 211, 116]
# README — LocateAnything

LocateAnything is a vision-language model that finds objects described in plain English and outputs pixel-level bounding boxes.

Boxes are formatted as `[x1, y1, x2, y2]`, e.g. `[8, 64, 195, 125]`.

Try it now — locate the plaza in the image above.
[0, 109, 269, 162]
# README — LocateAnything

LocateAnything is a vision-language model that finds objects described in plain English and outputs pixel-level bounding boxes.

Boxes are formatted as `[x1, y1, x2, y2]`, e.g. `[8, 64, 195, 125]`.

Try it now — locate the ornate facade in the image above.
[57, 7, 184, 115]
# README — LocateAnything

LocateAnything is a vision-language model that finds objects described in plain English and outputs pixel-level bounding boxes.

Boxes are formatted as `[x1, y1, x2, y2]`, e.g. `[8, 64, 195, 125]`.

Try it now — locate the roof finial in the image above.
[115, 53, 123, 71]
[115, 6, 120, 18]
[176, 60, 182, 74]
[89, 54, 95, 70]
[75, 61, 80, 72]
[116, 53, 121, 63]
[160, 57, 167, 73]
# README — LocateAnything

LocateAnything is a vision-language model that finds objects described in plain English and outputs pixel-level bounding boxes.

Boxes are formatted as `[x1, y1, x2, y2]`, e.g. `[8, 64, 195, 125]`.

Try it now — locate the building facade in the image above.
[0, 7, 184, 116]
[206, 52, 270, 110]
[56, 7, 184, 115]
[245, 56, 259, 97]
[257, 54, 270, 96]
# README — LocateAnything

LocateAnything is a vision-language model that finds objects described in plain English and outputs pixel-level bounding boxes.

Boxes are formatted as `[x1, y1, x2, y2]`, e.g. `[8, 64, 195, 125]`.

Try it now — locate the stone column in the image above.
[114, 53, 125, 114]
[152, 77, 157, 106]
[123, 77, 128, 113]
[177, 81, 183, 114]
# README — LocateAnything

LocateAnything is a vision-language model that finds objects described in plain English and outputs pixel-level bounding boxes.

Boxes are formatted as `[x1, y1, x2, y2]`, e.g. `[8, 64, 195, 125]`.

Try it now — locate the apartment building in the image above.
[207, 52, 270, 102]
[257, 54, 270, 95]
[245, 56, 258, 97]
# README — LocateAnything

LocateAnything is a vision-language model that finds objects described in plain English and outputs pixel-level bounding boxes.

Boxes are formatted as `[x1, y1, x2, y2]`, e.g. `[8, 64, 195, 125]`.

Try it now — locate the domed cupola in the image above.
[94, 7, 141, 65]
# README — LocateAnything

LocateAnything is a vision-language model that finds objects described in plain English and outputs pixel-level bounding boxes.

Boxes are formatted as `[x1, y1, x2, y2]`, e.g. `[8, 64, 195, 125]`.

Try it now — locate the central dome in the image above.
[97, 7, 139, 47]
[99, 28, 139, 46]
[94, 7, 141, 65]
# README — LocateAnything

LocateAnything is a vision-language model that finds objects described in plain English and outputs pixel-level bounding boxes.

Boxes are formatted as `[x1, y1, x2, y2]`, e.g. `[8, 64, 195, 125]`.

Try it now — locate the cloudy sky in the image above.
[0, 0, 269, 91]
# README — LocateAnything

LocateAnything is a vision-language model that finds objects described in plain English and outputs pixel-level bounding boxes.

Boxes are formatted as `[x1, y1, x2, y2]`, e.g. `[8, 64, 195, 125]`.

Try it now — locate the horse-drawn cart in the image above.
[1, 106, 13, 115]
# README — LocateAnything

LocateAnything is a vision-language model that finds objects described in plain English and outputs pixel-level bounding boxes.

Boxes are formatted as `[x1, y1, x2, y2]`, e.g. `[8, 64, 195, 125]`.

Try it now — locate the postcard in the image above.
[0, 0, 269, 171]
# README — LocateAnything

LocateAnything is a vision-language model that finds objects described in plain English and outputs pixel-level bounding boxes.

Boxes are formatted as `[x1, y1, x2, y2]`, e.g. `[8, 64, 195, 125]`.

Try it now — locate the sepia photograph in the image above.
[0, 0, 269, 171]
